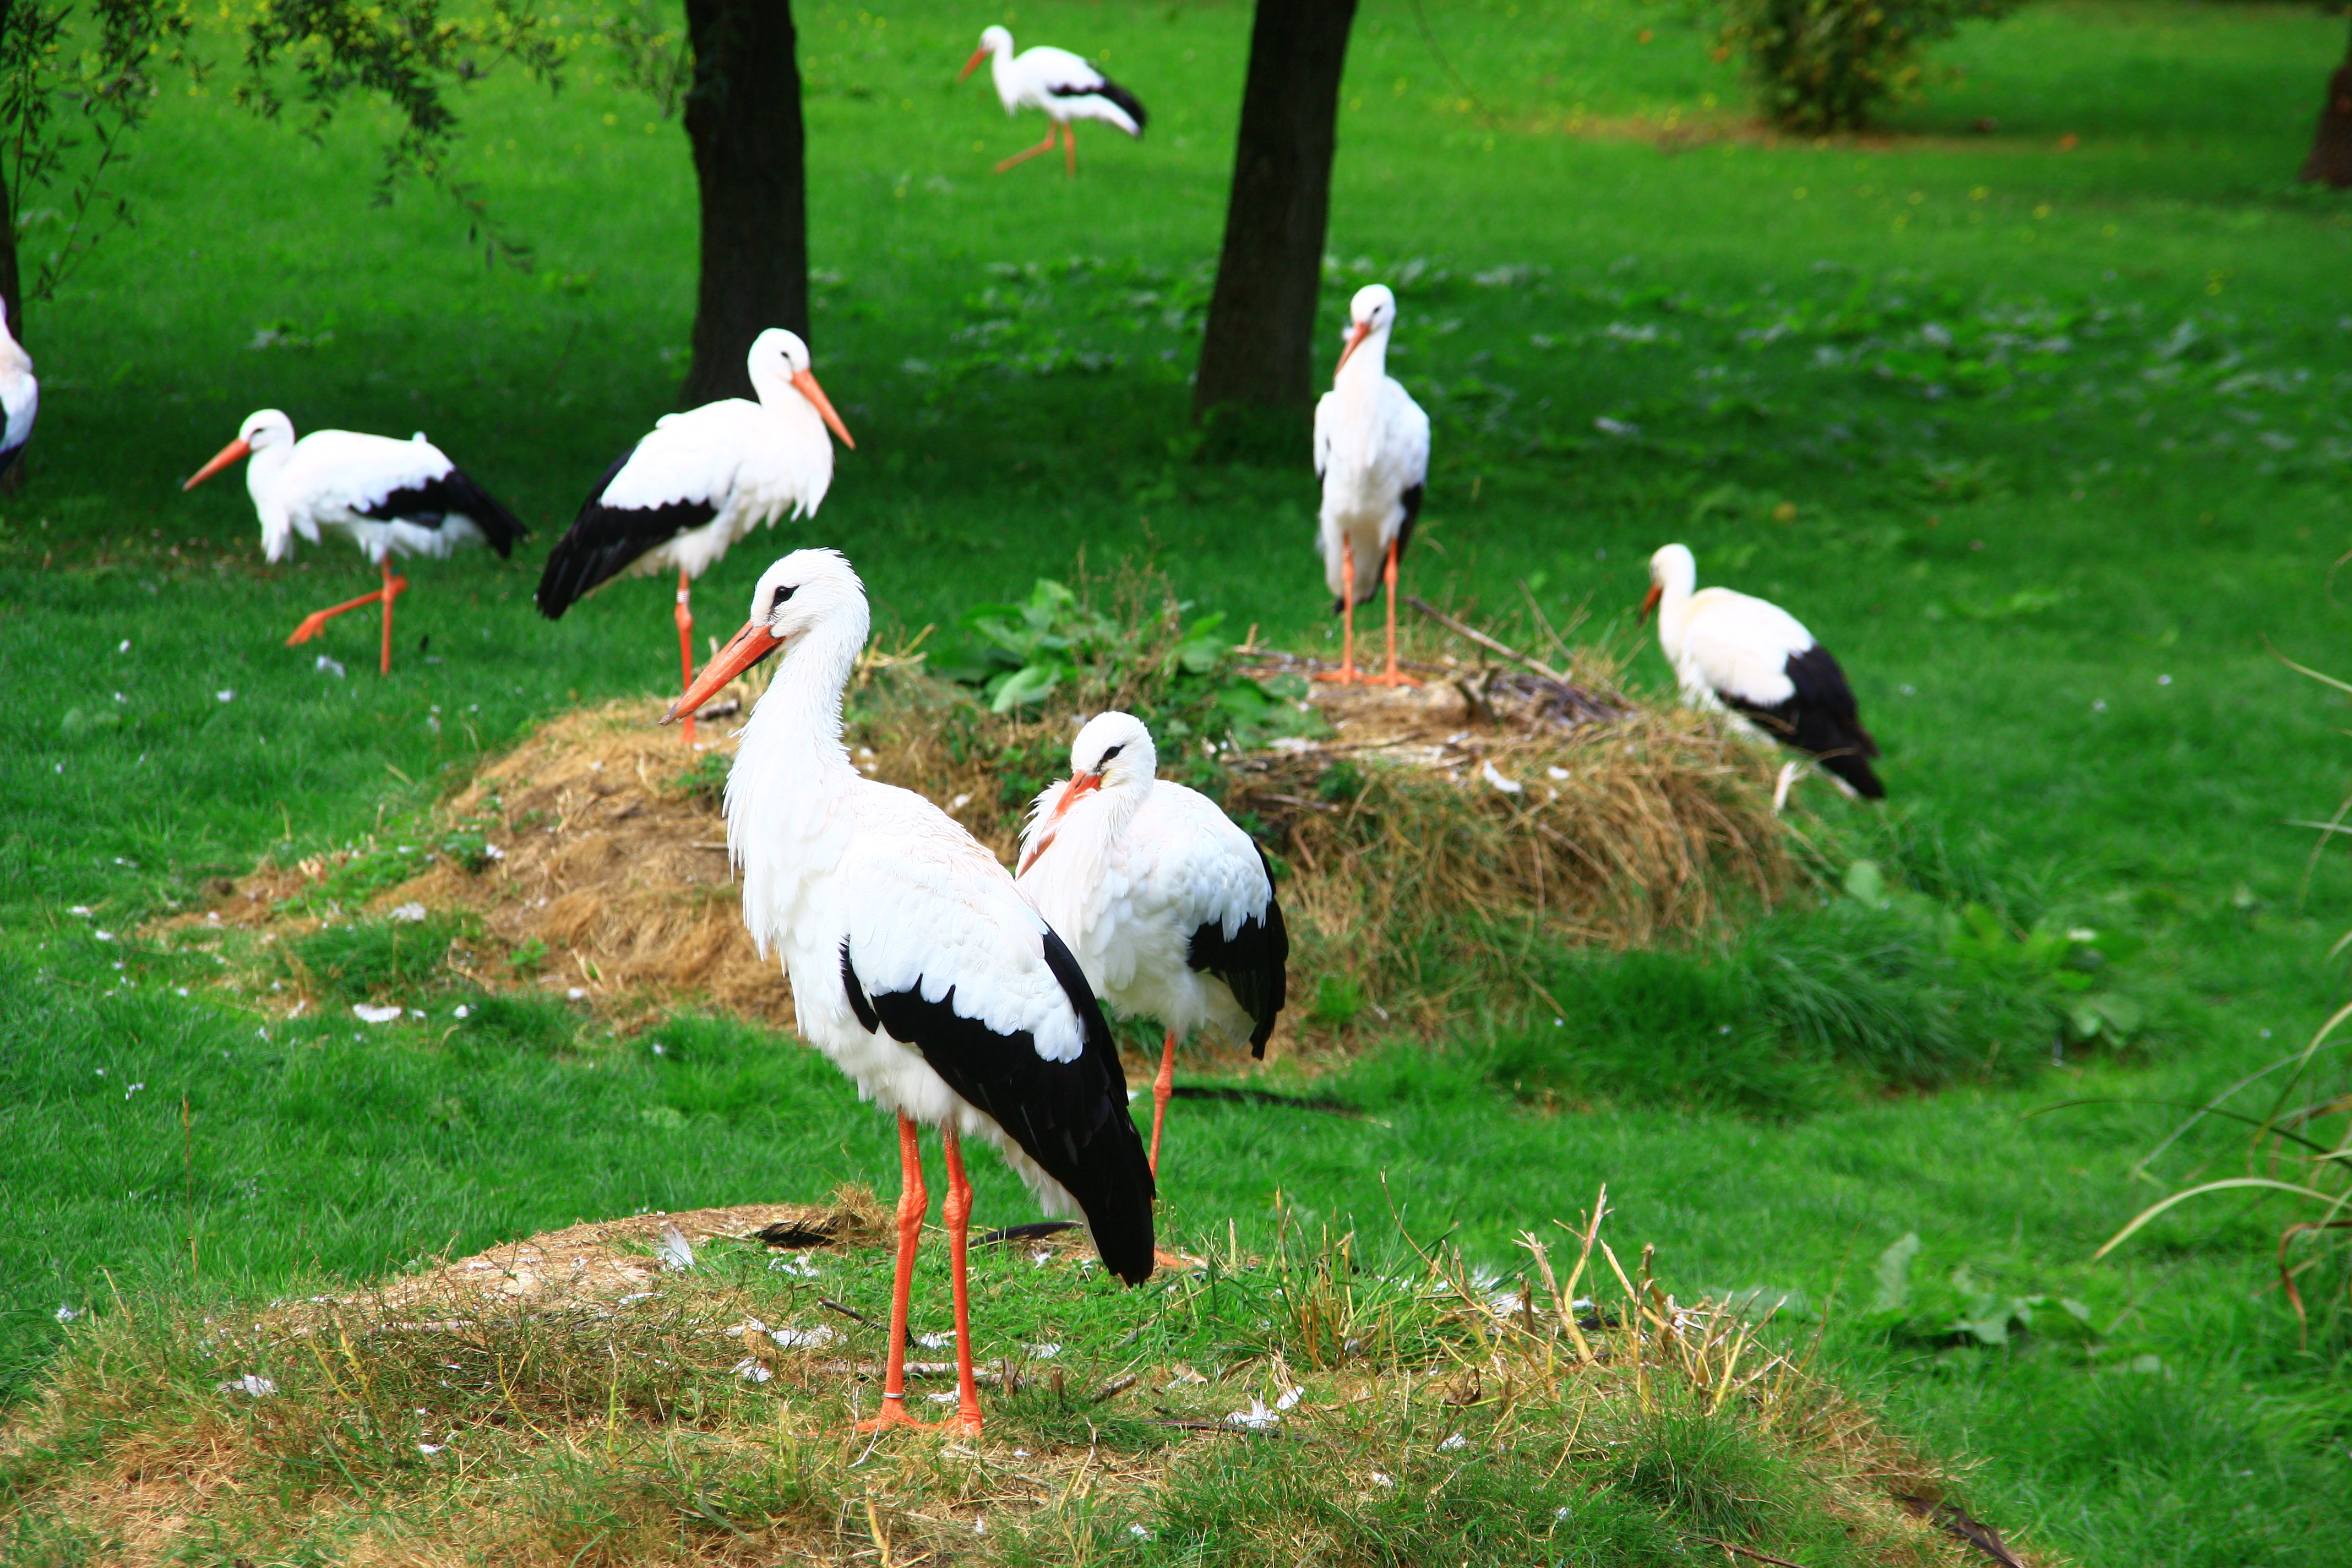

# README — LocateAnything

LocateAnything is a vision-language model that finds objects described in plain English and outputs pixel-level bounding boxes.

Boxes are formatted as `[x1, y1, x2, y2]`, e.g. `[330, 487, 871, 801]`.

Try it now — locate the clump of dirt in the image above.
[168, 626, 1799, 1052]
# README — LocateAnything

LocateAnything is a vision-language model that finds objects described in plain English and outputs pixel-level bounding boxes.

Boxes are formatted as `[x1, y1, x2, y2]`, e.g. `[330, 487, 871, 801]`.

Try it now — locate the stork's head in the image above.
[961, 25, 1012, 79]
[663, 548, 869, 723]
[1641, 542, 1697, 622]
[1337, 284, 1399, 374]
[183, 409, 296, 491]
[748, 328, 855, 449]
[1017, 710, 1157, 875]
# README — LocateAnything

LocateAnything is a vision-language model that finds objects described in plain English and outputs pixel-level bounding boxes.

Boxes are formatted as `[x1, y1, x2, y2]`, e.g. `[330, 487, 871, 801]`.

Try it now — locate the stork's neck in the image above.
[1652, 573, 1697, 660]
[247, 444, 297, 557]
[990, 46, 1021, 111]
[1335, 326, 1392, 399]
[732, 620, 864, 800]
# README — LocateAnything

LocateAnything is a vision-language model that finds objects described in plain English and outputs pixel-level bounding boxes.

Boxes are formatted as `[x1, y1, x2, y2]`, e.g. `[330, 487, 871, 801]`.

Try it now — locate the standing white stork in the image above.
[1641, 543, 1885, 803]
[183, 410, 528, 675]
[0, 312, 38, 478]
[535, 329, 852, 746]
[959, 25, 1147, 176]
[666, 549, 1154, 1436]
[1016, 712, 1288, 1180]
[1315, 284, 1430, 687]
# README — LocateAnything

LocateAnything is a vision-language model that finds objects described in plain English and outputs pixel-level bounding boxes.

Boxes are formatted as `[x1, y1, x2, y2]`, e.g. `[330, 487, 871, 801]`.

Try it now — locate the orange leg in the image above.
[1063, 121, 1077, 176]
[676, 569, 697, 748]
[285, 558, 407, 673]
[995, 123, 1061, 172]
[1148, 1028, 1177, 1180]
[857, 1115, 935, 1433]
[1314, 537, 1359, 684]
[939, 1127, 984, 1436]
[1369, 535, 1421, 688]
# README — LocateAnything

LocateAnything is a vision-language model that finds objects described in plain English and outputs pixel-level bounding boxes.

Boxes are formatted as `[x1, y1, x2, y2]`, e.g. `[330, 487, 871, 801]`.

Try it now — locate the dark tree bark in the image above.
[2302, 17, 2352, 188]
[679, 0, 808, 406]
[1191, 0, 1358, 432]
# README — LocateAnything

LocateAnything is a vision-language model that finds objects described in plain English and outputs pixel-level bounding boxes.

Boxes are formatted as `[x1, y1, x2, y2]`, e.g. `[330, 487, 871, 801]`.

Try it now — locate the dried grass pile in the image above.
[175, 589, 1799, 1054]
[1, 1191, 2033, 1568]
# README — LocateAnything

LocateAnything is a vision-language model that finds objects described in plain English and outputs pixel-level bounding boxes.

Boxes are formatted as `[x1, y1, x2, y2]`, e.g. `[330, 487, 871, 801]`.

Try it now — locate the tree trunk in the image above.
[2302, 17, 2352, 188]
[1191, 0, 1358, 437]
[679, 0, 807, 406]
[0, 0, 25, 494]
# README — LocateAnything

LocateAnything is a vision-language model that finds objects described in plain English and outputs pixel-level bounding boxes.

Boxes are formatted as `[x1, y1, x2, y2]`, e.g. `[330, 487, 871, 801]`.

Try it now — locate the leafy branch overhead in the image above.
[232, 0, 565, 265]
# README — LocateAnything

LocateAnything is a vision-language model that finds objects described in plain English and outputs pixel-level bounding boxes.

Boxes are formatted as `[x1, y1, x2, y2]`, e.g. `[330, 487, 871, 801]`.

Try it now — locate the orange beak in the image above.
[1015, 772, 1101, 875]
[790, 367, 856, 449]
[663, 617, 782, 725]
[1638, 584, 1663, 622]
[959, 46, 989, 81]
[1335, 320, 1371, 378]
[183, 437, 252, 491]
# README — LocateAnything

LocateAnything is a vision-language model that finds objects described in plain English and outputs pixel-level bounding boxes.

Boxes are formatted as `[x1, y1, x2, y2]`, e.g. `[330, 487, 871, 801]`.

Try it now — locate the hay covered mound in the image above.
[176, 602, 1798, 1053]
[2, 1195, 2032, 1568]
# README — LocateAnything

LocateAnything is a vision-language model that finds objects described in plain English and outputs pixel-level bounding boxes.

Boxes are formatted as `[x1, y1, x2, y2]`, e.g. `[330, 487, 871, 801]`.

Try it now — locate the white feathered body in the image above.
[1657, 584, 1816, 715]
[598, 393, 834, 584]
[727, 628, 1087, 1217]
[1314, 333, 1429, 608]
[1017, 777, 1269, 1046]
[249, 429, 484, 565]
[989, 40, 1144, 135]
[0, 320, 36, 473]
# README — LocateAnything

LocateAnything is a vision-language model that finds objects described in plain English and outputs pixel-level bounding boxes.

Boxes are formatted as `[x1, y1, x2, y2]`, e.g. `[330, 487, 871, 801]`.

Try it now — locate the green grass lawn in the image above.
[6, 0, 2352, 1561]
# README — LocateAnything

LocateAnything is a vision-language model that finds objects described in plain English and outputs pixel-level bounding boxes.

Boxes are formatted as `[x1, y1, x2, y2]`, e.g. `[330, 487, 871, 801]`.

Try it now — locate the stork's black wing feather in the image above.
[1185, 845, 1289, 1057]
[534, 447, 719, 619]
[840, 935, 1156, 1284]
[358, 467, 531, 557]
[1727, 642, 1884, 798]
[1051, 69, 1147, 134]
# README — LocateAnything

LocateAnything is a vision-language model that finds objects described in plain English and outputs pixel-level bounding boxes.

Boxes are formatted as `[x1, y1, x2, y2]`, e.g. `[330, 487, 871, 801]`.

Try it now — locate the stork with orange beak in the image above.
[959, 25, 1147, 176]
[536, 329, 853, 745]
[183, 410, 528, 674]
[1313, 284, 1430, 687]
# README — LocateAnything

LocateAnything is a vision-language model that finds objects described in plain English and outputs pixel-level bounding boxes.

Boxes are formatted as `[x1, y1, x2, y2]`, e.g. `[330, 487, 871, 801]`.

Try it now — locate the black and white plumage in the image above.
[960, 25, 1146, 175]
[666, 549, 1153, 1433]
[1314, 284, 1431, 686]
[1642, 543, 1884, 801]
[1015, 712, 1289, 1178]
[0, 312, 37, 479]
[186, 408, 527, 566]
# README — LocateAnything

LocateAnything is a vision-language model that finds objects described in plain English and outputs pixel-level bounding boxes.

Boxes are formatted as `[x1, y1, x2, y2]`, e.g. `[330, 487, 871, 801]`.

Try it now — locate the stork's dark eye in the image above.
[1097, 743, 1124, 766]
[770, 584, 796, 612]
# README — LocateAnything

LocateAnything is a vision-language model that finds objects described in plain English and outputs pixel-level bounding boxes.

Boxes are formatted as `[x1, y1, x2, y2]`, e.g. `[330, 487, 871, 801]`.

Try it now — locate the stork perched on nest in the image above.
[666, 549, 1153, 1436]
[1315, 284, 1430, 688]
[959, 25, 1147, 176]
[183, 410, 528, 674]
[1641, 543, 1883, 806]
[1016, 711, 1289, 1181]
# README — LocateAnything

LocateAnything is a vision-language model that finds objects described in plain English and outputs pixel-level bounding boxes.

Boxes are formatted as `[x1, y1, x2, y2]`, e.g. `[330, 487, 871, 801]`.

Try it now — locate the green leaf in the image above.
[1869, 1231, 1920, 1314]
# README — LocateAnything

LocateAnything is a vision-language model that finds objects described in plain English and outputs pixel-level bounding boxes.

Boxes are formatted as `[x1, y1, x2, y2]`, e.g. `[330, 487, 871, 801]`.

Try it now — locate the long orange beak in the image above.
[1638, 584, 1663, 622]
[183, 438, 252, 491]
[663, 617, 782, 725]
[1016, 772, 1101, 875]
[790, 367, 856, 449]
[1334, 320, 1372, 378]
[959, 46, 989, 81]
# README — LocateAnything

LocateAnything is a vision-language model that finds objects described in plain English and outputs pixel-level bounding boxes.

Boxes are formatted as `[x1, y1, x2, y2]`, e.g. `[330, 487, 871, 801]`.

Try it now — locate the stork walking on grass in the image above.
[183, 410, 528, 675]
[1315, 284, 1430, 687]
[959, 25, 1147, 176]
[535, 329, 853, 746]
[666, 549, 1154, 1436]
[1641, 542, 1884, 806]
[0, 312, 39, 480]
[1016, 712, 1288, 1181]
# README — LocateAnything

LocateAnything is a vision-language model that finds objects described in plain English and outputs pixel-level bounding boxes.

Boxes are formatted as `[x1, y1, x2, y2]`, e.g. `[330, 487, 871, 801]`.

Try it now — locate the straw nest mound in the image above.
[175, 640, 1798, 1052]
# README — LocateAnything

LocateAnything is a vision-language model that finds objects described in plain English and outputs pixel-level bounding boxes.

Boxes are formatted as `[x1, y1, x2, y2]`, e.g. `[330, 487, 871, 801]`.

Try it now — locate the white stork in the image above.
[1016, 712, 1289, 1180]
[183, 410, 528, 675]
[666, 549, 1154, 1435]
[537, 328, 852, 745]
[959, 25, 1147, 176]
[1315, 284, 1430, 687]
[0, 312, 37, 479]
[1641, 543, 1884, 803]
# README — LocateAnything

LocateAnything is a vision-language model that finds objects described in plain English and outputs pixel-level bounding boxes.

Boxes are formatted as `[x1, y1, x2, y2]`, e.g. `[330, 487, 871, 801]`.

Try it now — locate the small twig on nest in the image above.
[819, 1298, 876, 1327]
[1092, 1371, 1140, 1402]
[1408, 595, 1565, 682]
